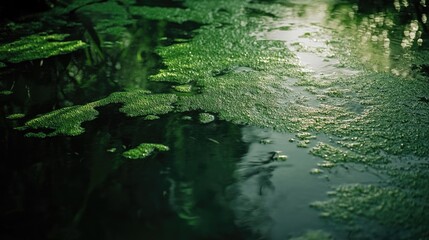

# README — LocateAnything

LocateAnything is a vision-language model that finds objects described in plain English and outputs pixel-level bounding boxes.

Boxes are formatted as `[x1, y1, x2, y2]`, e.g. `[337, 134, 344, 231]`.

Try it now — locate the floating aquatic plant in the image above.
[24, 103, 101, 137]
[198, 113, 215, 124]
[122, 143, 169, 159]
[289, 229, 333, 240]
[172, 84, 193, 93]
[0, 90, 13, 95]
[0, 33, 87, 64]
[23, 90, 177, 137]
[311, 176, 429, 238]
[6, 113, 25, 120]
[310, 142, 384, 164]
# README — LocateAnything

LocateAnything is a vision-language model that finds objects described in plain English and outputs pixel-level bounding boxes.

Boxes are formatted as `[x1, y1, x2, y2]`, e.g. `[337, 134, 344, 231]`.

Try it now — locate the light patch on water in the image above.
[264, 3, 359, 78]
[230, 126, 384, 239]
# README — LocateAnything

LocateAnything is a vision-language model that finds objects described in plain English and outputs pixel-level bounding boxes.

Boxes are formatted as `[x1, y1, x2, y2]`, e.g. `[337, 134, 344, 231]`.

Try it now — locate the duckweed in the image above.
[0, 90, 13, 95]
[24, 103, 101, 137]
[6, 113, 25, 120]
[23, 90, 177, 136]
[172, 84, 193, 93]
[297, 140, 310, 148]
[259, 138, 273, 144]
[0, 33, 87, 64]
[310, 142, 384, 164]
[144, 115, 160, 120]
[116, 93, 178, 117]
[198, 113, 215, 124]
[311, 179, 429, 238]
[122, 143, 169, 159]
[296, 132, 316, 140]
[309, 168, 323, 174]
[317, 161, 335, 168]
[289, 230, 333, 240]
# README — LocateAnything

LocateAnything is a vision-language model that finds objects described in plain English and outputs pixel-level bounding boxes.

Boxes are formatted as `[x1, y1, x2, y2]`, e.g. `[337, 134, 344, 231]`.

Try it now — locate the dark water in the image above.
[1, 0, 428, 239]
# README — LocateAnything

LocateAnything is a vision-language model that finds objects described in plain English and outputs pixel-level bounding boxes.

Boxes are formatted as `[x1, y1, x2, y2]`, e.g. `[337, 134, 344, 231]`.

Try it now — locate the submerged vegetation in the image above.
[1, 0, 429, 239]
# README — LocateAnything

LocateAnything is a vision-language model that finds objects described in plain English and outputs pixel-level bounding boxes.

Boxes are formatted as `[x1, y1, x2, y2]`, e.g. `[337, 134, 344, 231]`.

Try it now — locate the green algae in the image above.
[144, 115, 160, 120]
[0, 62, 5, 68]
[0, 90, 13, 95]
[296, 140, 310, 148]
[76, 1, 134, 40]
[172, 84, 193, 93]
[122, 143, 169, 159]
[311, 176, 429, 238]
[24, 132, 48, 138]
[24, 103, 101, 137]
[309, 162, 429, 238]
[0, 33, 87, 64]
[289, 230, 333, 240]
[130, 0, 247, 24]
[295, 132, 316, 140]
[23, 90, 177, 137]
[198, 112, 215, 124]
[114, 92, 178, 117]
[6, 113, 25, 120]
[14, 0, 428, 175]
[309, 168, 324, 175]
[310, 142, 384, 164]
[317, 161, 335, 168]
[20, 0, 307, 137]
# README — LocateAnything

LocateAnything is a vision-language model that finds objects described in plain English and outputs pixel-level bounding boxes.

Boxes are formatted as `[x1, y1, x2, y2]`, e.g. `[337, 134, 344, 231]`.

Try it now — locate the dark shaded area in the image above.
[135, 0, 184, 8]
[0, 1, 54, 22]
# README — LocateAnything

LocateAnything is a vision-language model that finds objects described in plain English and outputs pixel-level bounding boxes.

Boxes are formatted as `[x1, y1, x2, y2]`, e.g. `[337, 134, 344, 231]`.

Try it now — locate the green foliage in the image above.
[0, 33, 87, 63]
[122, 143, 169, 159]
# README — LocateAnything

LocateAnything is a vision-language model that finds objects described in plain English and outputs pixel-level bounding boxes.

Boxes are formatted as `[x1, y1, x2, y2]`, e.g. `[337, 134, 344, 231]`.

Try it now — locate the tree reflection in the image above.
[328, 0, 429, 76]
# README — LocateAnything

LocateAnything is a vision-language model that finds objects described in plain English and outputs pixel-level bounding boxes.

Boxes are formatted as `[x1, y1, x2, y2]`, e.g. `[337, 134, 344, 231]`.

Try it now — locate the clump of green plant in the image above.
[23, 90, 177, 137]
[6, 113, 25, 120]
[198, 113, 215, 124]
[122, 143, 169, 159]
[310, 142, 385, 164]
[0, 33, 87, 63]
[289, 230, 333, 240]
